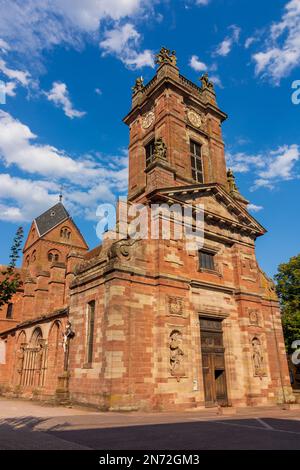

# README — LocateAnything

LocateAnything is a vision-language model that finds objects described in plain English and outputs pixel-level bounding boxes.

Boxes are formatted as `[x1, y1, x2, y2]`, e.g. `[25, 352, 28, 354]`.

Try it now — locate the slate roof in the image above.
[35, 203, 69, 237]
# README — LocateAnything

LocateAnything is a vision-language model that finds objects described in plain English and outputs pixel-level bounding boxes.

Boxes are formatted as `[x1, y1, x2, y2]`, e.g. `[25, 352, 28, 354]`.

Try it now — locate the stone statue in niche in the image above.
[63, 320, 75, 371]
[252, 337, 265, 377]
[154, 137, 167, 160]
[16, 344, 25, 374]
[169, 330, 184, 377]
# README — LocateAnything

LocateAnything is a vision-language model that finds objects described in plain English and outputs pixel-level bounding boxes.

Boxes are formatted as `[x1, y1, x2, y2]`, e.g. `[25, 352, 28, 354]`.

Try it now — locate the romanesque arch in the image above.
[20, 327, 47, 388]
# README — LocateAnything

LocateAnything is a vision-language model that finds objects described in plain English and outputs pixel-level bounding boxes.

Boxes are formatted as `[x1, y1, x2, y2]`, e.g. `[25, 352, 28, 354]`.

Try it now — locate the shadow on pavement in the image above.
[1, 415, 300, 450]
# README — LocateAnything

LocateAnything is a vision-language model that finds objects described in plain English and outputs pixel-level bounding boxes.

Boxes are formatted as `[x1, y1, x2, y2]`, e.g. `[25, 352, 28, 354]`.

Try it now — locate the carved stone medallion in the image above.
[187, 109, 202, 128]
[142, 111, 155, 129]
[248, 309, 260, 327]
[168, 297, 183, 316]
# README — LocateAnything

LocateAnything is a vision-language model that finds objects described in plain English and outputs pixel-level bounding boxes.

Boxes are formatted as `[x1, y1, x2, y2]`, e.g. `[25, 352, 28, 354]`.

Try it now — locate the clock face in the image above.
[142, 111, 155, 129]
[187, 109, 202, 128]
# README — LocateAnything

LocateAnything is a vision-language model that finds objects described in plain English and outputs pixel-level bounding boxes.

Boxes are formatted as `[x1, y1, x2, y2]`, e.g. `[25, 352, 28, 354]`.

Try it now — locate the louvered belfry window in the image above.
[190, 140, 204, 183]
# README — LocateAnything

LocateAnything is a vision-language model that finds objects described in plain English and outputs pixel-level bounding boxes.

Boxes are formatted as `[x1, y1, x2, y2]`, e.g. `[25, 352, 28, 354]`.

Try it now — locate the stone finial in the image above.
[227, 168, 249, 207]
[132, 76, 144, 95]
[155, 47, 177, 67]
[227, 168, 239, 193]
[154, 137, 167, 160]
[200, 72, 215, 91]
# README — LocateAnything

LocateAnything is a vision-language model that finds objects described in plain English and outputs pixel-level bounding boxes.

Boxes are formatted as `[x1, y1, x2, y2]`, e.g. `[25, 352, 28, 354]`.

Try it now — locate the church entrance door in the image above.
[200, 318, 228, 407]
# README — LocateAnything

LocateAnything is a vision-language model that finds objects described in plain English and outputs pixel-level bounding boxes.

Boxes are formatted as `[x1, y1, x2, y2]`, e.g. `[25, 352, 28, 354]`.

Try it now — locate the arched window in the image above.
[25, 255, 30, 267]
[31, 250, 36, 262]
[30, 327, 43, 346]
[60, 227, 71, 240]
[48, 250, 60, 263]
[6, 303, 13, 319]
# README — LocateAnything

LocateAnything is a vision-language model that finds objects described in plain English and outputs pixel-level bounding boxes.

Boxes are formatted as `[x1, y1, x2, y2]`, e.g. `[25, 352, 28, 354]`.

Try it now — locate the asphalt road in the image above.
[1, 397, 300, 450]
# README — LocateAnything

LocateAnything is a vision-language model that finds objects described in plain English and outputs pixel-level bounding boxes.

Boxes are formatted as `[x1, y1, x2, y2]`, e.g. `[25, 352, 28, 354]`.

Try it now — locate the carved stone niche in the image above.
[169, 329, 185, 379]
[167, 296, 184, 317]
[251, 336, 267, 378]
[248, 308, 261, 327]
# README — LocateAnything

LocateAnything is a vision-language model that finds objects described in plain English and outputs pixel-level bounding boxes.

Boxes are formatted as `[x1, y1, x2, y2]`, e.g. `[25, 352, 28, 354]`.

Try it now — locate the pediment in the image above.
[148, 183, 266, 237]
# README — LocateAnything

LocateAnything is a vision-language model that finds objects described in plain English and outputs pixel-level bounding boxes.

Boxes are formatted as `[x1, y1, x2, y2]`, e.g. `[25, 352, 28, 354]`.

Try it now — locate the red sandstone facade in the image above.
[0, 49, 294, 410]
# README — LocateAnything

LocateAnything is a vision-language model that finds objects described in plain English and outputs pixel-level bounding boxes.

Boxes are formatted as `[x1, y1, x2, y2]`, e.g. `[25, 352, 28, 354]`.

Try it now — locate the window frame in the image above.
[85, 300, 96, 367]
[145, 139, 155, 168]
[6, 303, 13, 319]
[190, 140, 204, 183]
[199, 250, 216, 272]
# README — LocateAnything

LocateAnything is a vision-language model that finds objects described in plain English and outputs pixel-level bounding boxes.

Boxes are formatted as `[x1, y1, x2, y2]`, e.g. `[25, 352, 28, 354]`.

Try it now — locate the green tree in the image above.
[275, 254, 300, 353]
[0, 227, 24, 308]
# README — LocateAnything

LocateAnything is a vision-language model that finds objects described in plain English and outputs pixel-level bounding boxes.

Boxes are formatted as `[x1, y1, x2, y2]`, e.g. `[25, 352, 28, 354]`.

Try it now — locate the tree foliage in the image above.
[275, 254, 300, 353]
[0, 227, 24, 308]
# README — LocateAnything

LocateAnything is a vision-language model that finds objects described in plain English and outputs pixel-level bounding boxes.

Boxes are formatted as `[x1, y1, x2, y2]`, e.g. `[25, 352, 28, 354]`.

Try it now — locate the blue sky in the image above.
[0, 0, 299, 277]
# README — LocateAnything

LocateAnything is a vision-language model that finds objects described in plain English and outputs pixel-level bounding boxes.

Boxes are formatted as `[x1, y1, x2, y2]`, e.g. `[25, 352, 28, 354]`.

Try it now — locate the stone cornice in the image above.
[190, 279, 235, 295]
[123, 73, 227, 126]
[0, 307, 69, 338]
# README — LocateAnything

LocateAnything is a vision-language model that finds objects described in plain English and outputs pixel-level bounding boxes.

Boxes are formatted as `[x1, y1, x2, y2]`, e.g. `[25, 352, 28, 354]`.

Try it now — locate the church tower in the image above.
[65, 48, 293, 410]
[124, 47, 233, 204]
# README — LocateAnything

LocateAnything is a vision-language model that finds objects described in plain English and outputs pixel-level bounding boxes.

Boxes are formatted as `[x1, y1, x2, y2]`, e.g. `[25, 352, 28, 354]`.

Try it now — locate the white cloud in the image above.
[215, 25, 241, 57]
[248, 203, 263, 212]
[189, 56, 222, 87]
[0, 58, 31, 86]
[0, 111, 129, 187]
[195, 0, 210, 5]
[0, 204, 23, 222]
[0, 173, 59, 222]
[56, 0, 142, 31]
[209, 75, 223, 88]
[0, 38, 10, 52]
[100, 23, 139, 54]
[189, 55, 208, 72]
[0, 111, 128, 222]
[226, 151, 265, 173]
[46, 81, 86, 119]
[123, 49, 154, 69]
[95, 88, 102, 95]
[100, 23, 154, 69]
[253, 0, 300, 84]
[2, 81, 17, 97]
[245, 37, 256, 49]
[227, 144, 300, 191]
[258, 144, 299, 180]
[0, 0, 150, 69]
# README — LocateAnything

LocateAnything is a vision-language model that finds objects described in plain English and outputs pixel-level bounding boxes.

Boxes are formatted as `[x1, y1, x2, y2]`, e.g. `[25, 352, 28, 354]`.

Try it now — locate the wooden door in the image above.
[200, 318, 228, 407]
